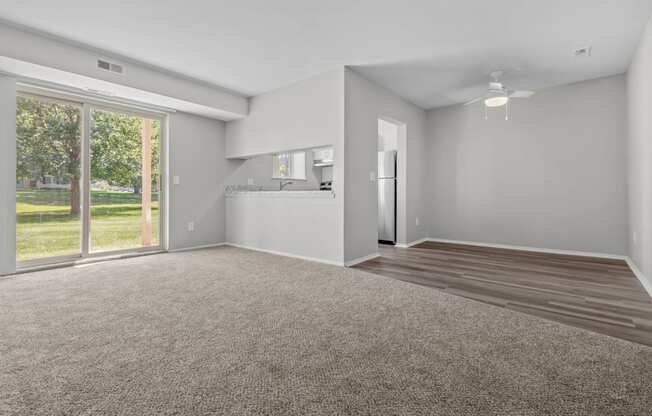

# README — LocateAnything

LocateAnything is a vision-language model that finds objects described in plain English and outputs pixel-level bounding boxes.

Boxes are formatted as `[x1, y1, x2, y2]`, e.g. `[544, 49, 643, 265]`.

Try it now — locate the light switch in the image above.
[369, 171, 376, 182]
[173, 175, 180, 185]
[247, 178, 254, 185]
[188, 221, 195, 232]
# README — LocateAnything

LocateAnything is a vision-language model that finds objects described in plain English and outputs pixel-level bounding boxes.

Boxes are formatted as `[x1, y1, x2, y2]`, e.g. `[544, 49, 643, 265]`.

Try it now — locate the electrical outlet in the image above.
[173, 175, 180, 185]
[416, 217, 420, 227]
[187, 221, 195, 232]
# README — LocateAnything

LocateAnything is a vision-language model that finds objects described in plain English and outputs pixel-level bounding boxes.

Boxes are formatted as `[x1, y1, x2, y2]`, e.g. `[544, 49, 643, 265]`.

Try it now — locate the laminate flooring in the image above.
[354, 241, 652, 346]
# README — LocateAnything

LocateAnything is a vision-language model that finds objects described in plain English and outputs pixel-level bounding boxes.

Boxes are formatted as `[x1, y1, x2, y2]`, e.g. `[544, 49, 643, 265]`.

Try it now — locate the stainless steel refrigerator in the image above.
[378, 151, 397, 244]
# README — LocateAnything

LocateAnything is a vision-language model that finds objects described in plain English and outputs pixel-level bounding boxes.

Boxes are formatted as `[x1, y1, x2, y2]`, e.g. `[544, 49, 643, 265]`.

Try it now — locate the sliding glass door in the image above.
[16, 92, 165, 266]
[90, 108, 161, 253]
[15, 95, 83, 262]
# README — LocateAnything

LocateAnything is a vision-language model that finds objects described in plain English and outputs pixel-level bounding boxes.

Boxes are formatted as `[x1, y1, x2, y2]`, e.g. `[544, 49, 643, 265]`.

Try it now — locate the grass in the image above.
[16, 188, 159, 262]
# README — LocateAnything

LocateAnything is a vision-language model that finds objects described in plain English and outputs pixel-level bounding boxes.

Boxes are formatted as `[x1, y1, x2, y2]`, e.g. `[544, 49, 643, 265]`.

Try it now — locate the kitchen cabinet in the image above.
[312, 147, 334, 167]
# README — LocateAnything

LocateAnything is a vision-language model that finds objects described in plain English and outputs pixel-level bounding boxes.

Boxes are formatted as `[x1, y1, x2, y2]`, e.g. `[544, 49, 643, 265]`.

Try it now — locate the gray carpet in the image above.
[1, 247, 651, 415]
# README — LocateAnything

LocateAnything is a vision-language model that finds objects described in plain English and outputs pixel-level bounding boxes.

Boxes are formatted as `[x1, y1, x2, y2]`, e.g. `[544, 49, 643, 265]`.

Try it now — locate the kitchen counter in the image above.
[225, 190, 335, 199]
[225, 188, 340, 263]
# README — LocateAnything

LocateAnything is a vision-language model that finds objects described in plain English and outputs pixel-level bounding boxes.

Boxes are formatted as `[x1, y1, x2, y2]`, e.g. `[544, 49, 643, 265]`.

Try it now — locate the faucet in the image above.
[279, 180, 293, 190]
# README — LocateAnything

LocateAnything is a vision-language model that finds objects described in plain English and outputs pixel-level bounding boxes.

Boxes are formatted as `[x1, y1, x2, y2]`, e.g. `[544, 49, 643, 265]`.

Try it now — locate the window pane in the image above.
[90, 110, 160, 252]
[273, 153, 291, 178]
[15, 96, 82, 262]
[273, 151, 305, 180]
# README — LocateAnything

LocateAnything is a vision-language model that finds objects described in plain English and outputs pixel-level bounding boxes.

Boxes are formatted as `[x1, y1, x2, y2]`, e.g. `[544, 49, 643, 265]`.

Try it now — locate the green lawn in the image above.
[16, 188, 159, 262]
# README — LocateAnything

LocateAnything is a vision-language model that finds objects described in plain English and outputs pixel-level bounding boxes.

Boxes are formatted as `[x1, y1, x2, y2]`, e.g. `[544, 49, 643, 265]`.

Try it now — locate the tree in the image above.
[16, 98, 161, 215]
[16, 97, 82, 214]
[90, 111, 160, 193]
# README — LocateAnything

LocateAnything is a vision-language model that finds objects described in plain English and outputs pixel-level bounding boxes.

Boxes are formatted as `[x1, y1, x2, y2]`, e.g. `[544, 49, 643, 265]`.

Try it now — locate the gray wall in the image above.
[0, 22, 247, 119]
[627, 15, 652, 283]
[344, 68, 428, 261]
[426, 75, 628, 254]
[168, 112, 228, 250]
[1, 94, 227, 271]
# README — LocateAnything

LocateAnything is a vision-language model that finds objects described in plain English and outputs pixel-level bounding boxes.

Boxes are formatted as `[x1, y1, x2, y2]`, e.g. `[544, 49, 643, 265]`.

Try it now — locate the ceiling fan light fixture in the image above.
[484, 95, 509, 108]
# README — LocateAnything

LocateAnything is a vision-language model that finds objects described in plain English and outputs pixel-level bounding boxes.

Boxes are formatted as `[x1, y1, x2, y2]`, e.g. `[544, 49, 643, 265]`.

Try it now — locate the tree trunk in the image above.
[70, 176, 81, 216]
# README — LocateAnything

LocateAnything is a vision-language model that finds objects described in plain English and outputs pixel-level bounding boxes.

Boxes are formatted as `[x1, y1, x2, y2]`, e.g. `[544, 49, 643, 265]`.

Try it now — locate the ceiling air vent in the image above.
[97, 59, 124, 74]
[573, 46, 592, 57]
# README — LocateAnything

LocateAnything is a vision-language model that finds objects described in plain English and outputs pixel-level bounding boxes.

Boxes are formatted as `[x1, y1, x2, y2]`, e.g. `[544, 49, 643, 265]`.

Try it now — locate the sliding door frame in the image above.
[86, 102, 167, 257]
[16, 86, 168, 269]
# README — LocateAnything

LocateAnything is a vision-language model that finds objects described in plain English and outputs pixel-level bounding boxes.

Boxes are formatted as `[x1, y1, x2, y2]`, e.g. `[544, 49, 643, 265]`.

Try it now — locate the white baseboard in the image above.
[625, 257, 652, 299]
[168, 242, 227, 253]
[168, 237, 652, 300]
[345, 252, 380, 267]
[425, 237, 652, 300]
[395, 237, 429, 249]
[425, 238, 627, 260]
[173, 241, 374, 268]
[224, 242, 344, 266]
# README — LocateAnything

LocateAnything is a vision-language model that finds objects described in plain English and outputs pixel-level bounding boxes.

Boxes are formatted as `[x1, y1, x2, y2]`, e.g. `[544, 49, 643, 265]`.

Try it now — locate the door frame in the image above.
[16, 87, 168, 269]
[377, 116, 407, 246]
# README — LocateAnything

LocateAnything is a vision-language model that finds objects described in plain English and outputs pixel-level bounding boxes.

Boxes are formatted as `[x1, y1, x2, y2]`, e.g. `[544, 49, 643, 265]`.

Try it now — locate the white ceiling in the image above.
[1, 0, 651, 109]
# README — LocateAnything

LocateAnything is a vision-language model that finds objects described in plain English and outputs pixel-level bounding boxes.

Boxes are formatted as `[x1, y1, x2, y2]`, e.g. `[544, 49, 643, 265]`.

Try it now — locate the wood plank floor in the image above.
[354, 241, 652, 347]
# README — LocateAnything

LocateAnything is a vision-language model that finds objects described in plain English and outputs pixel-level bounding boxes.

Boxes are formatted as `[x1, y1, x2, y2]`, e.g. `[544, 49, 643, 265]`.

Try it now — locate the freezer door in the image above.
[378, 151, 397, 179]
[378, 178, 396, 242]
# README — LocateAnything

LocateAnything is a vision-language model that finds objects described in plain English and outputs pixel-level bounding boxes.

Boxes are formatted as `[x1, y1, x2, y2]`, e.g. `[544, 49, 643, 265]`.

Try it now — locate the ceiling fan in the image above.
[463, 71, 534, 115]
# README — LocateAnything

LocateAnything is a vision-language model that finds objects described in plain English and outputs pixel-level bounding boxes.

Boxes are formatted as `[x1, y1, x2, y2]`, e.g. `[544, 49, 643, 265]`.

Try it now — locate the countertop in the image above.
[225, 190, 335, 199]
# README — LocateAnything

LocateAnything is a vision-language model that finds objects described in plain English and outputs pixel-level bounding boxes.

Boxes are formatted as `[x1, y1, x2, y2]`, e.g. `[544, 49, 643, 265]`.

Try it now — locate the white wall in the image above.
[426, 75, 628, 255]
[344, 68, 427, 261]
[224, 68, 428, 264]
[226, 194, 340, 264]
[627, 15, 652, 284]
[225, 69, 345, 158]
[0, 75, 16, 275]
[168, 112, 228, 250]
[225, 69, 345, 262]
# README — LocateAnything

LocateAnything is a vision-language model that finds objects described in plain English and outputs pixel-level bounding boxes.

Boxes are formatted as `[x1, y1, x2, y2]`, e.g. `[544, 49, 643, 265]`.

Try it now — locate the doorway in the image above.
[15, 91, 166, 267]
[377, 118, 406, 246]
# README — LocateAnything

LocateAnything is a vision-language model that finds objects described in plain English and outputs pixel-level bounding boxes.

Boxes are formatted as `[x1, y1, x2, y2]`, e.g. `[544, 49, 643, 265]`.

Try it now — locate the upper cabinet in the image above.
[313, 147, 334, 167]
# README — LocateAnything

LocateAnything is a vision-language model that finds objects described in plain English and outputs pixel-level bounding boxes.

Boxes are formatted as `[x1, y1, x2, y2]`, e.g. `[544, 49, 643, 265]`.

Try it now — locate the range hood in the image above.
[313, 159, 334, 167]
[313, 147, 334, 167]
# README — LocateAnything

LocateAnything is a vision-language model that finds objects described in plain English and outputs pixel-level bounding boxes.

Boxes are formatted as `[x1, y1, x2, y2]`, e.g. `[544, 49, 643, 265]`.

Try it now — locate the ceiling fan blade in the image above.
[509, 90, 535, 98]
[463, 96, 485, 106]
